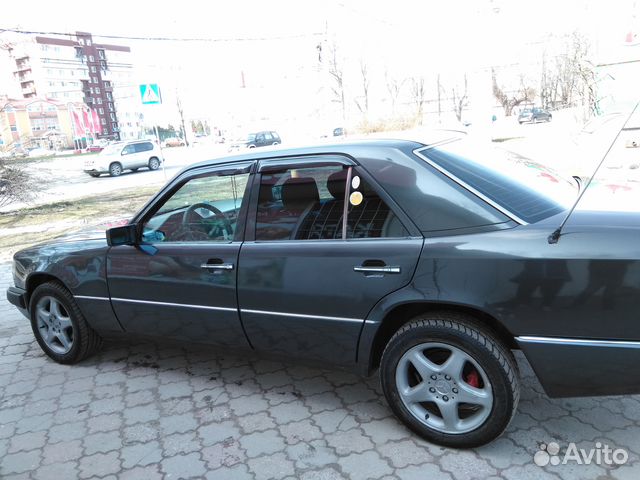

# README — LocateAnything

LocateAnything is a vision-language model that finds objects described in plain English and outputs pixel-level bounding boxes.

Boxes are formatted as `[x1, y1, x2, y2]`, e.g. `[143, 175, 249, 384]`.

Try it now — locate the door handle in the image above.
[353, 266, 401, 274]
[201, 260, 234, 271]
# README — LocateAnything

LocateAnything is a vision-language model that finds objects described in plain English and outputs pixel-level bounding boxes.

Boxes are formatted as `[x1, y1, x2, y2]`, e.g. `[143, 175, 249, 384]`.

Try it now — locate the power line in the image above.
[0, 27, 324, 43]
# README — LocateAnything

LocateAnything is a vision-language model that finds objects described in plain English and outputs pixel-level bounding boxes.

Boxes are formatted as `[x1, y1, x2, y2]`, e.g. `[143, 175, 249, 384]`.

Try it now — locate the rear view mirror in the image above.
[106, 224, 137, 246]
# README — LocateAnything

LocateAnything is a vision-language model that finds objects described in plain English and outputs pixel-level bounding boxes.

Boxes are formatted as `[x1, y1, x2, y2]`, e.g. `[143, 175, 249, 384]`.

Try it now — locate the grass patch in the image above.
[0, 184, 158, 260]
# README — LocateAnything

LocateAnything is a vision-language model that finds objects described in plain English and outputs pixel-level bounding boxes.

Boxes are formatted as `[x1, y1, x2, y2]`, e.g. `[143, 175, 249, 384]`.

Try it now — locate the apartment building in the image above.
[5, 31, 141, 141]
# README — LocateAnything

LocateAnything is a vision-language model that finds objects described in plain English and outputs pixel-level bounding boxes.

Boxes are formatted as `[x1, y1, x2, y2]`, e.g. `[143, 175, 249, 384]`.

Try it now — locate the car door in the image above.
[237, 156, 423, 366]
[133, 142, 150, 167]
[255, 132, 266, 147]
[120, 143, 136, 169]
[106, 161, 254, 347]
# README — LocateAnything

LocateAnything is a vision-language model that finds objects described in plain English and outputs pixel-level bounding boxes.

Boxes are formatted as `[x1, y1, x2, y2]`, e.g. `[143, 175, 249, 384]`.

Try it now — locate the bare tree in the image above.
[328, 43, 346, 121]
[0, 160, 35, 208]
[176, 91, 189, 146]
[540, 32, 596, 114]
[451, 74, 469, 122]
[410, 77, 426, 124]
[492, 69, 536, 116]
[385, 70, 404, 116]
[354, 59, 370, 116]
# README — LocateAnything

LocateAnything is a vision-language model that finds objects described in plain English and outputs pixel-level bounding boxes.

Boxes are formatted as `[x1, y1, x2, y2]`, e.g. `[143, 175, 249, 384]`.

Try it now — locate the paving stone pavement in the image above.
[1, 261, 640, 479]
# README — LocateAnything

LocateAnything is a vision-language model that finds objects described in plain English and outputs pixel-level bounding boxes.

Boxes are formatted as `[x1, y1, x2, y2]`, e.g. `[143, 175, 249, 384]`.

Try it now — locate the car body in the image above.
[229, 130, 281, 151]
[27, 147, 56, 157]
[163, 137, 185, 148]
[7, 135, 640, 447]
[518, 107, 552, 124]
[83, 140, 163, 177]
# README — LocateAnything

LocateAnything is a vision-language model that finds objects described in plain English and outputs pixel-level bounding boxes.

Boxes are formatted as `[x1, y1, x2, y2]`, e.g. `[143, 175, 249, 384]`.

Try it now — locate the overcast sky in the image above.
[1, 0, 636, 131]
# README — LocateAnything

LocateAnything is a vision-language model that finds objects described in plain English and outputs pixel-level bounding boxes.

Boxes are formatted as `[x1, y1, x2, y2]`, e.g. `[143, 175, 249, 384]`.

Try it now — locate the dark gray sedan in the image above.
[7, 135, 640, 447]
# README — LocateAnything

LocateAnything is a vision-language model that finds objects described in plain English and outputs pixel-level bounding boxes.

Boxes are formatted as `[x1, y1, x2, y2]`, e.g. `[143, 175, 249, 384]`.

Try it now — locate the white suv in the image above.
[83, 140, 164, 177]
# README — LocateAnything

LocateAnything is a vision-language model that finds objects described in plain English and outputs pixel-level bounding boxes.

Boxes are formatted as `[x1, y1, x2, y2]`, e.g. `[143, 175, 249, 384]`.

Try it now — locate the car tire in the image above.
[88, 172, 100, 178]
[29, 281, 103, 364]
[272, 142, 280, 146]
[380, 312, 519, 448]
[109, 162, 123, 177]
[148, 157, 160, 170]
[248, 145, 256, 149]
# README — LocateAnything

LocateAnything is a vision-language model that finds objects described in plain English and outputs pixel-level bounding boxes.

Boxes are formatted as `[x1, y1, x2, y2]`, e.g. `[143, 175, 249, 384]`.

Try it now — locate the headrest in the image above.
[258, 182, 274, 205]
[327, 169, 347, 200]
[281, 177, 320, 210]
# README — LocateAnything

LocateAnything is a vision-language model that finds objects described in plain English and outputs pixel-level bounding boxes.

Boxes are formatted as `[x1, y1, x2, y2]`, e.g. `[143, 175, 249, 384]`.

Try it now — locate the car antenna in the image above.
[548, 101, 640, 244]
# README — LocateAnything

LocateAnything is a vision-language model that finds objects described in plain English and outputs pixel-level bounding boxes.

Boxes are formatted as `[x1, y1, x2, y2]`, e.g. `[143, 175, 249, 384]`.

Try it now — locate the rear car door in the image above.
[237, 156, 423, 366]
[133, 142, 151, 167]
[106, 162, 253, 346]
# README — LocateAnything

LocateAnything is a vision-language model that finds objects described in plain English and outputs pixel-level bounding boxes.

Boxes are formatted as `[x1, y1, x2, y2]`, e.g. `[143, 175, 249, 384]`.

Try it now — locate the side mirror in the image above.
[106, 224, 137, 246]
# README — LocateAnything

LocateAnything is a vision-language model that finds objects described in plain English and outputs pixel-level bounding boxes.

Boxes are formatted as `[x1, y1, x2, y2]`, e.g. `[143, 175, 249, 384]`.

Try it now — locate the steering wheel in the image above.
[181, 202, 233, 239]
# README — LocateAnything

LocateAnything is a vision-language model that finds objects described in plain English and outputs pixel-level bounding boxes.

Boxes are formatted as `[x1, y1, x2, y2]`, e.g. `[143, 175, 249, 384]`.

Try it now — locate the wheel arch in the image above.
[25, 272, 66, 305]
[361, 301, 518, 375]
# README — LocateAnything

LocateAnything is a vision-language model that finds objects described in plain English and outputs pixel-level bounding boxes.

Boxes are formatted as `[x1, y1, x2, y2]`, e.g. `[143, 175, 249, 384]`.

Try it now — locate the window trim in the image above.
[132, 161, 255, 244]
[245, 156, 421, 242]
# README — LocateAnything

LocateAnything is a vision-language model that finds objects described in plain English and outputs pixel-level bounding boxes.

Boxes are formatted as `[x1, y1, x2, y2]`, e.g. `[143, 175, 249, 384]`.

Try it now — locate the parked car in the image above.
[27, 147, 56, 158]
[83, 140, 163, 177]
[7, 134, 640, 448]
[86, 144, 104, 153]
[229, 130, 281, 151]
[333, 127, 347, 137]
[162, 137, 185, 148]
[518, 107, 552, 124]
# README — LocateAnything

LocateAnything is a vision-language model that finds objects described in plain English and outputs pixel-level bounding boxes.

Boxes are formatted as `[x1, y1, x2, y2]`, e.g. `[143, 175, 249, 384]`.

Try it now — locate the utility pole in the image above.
[176, 90, 189, 147]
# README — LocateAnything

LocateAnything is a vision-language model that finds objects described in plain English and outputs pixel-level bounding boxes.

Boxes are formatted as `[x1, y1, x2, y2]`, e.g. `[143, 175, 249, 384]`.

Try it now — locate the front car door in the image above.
[120, 143, 136, 169]
[106, 161, 254, 346]
[237, 156, 423, 366]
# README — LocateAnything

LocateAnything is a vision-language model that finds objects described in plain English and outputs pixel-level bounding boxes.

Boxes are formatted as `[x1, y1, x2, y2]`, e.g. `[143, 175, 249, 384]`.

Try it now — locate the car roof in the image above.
[185, 130, 465, 172]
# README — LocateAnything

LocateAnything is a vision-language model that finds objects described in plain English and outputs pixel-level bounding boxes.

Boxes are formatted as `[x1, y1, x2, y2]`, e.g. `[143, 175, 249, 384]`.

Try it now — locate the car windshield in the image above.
[421, 141, 578, 223]
[247, 133, 256, 142]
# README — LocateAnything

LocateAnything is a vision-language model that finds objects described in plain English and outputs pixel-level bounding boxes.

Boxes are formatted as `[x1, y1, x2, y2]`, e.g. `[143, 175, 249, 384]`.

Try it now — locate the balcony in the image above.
[15, 72, 32, 82]
[14, 61, 31, 72]
[21, 85, 36, 96]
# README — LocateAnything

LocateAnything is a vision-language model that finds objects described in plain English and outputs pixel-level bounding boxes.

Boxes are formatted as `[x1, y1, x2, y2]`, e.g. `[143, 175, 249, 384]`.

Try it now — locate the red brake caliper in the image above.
[466, 370, 480, 388]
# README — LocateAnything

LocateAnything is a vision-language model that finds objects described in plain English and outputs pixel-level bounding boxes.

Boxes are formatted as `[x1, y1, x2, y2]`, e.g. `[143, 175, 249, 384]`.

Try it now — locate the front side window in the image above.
[142, 171, 250, 243]
[255, 164, 408, 241]
[122, 144, 136, 155]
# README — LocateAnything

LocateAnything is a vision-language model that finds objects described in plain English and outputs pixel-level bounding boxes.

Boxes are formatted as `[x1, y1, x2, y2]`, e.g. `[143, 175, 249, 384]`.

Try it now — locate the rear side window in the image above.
[255, 165, 408, 241]
[135, 142, 153, 153]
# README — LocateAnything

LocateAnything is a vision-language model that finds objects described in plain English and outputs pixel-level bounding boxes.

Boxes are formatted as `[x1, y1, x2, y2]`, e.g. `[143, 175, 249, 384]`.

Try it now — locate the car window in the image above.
[256, 133, 265, 142]
[142, 171, 249, 243]
[264, 132, 273, 141]
[422, 141, 577, 223]
[255, 165, 408, 241]
[135, 142, 153, 153]
[122, 144, 136, 154]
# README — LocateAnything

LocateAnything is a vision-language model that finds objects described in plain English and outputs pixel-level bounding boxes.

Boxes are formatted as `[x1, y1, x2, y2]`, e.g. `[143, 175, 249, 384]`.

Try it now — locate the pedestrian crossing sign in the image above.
[140, 84, 162, 105]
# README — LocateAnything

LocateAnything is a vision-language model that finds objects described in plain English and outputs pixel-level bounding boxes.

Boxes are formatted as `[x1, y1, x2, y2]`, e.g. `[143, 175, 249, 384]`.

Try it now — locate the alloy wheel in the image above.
[35, 296, 74, 355]
[395, 342, 493, 434]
